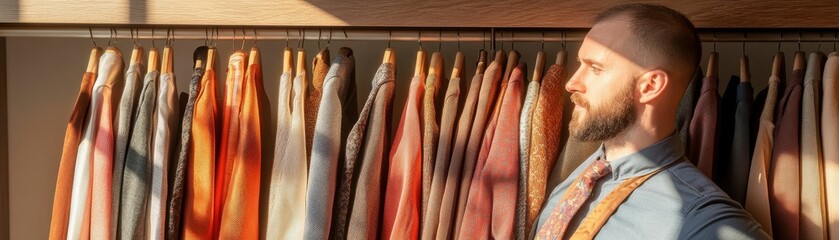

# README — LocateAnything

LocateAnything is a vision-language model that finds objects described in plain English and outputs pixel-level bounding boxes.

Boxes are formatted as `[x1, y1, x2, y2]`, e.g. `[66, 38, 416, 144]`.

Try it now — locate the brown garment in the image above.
[526, 64, 566, 237]
[436, 71, 482, 240]
[422, 67, 442, 231]
[688, 75, 719, 178]
[423, 75, 461, 239]
[800, 52, 827, 239]
[770, 68, 804, 240]
[49, 71, 96, 240]
[454, 59, 503, 236]
[306, 49, 330, 157]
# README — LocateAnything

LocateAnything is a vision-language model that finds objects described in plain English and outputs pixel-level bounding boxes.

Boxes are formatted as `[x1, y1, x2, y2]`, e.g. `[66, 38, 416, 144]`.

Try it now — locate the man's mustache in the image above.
[570, 93, 589, 108]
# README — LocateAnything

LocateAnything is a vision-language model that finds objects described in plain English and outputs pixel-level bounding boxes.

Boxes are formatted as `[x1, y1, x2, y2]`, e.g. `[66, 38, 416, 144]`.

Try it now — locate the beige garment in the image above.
[745, 75, 780, 237]
[801, 52, 827, 239]
[822, 53, 839, 239]
[422, 68, 441, 231]
[423, 75, 460, 239]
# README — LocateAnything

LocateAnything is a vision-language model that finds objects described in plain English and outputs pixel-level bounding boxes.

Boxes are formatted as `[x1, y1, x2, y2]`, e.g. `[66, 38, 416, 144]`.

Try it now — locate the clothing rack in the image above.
[2, 27, 839, 43]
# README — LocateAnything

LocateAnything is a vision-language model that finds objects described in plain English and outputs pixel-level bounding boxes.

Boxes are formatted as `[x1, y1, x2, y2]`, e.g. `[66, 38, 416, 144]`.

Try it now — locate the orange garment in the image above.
[49, 69, 96, 240]
[218, 48, 262, 239]
[382, 74, 425, 240]
[182, 61, 218, 238]
[213, 51, 247, 238]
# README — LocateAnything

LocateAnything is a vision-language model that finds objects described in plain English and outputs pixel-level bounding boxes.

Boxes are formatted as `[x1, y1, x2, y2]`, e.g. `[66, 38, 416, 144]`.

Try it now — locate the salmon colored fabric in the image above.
[459, 63, 525, 239]
[382, 73, 425, 240]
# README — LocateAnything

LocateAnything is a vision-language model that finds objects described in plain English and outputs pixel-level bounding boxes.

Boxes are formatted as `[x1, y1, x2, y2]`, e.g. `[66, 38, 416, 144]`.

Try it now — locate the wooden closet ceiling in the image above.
[1, 0, 838, 28]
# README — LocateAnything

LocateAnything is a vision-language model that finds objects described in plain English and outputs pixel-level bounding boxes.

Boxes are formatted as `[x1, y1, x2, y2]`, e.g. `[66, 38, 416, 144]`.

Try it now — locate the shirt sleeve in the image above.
[678, 194, 771, 240]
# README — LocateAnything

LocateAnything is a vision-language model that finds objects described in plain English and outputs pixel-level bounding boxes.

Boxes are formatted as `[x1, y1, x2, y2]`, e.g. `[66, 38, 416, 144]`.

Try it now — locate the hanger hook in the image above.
[438, 29, 442, 52]
[561, 31, 567, 51]
[818, 31, 823, 52]
[713, 31, 717, 53]
[343, 29, 349, 47]
[318, 28, 323, 50]
[285, 29, 290, 48]
[150, 27, 156, 49]
[778, 32, 782, 53]
[204, 29, 209, 46]
[214, 28, 219, 48]
[511, 31, 515, 50]
[327, 28, 332, 48]
[418, 30, 423, 50]
[108, 28, 116, 47]
[482, 30, 486, 51]
[240, 28, 246, 50]
[540, 32, 545, 51]
[500, 31, 504, 51]
[387, 30, 392, 48]
[742, 32, 746, 56]
[232, 28, 236, 50]
[89, 28, 97, 48]
[170, 28, 175, 47]
[253, 29, 258, 47]
[299, 29, 305, 50]
[457, 30, 462, 51]
[834, 31, 837, 52]
[798, 31, 802, 51]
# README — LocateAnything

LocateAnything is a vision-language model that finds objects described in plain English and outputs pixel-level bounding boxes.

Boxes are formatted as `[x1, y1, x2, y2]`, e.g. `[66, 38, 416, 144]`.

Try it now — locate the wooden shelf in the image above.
[1, 0, 839, 28]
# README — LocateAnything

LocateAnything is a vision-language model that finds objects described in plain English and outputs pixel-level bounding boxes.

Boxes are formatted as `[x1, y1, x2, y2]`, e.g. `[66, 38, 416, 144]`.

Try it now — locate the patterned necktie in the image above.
[536, 157, 611, 240]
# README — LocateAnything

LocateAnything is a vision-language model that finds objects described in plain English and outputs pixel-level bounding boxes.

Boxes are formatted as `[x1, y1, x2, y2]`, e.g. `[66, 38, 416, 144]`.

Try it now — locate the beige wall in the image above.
[3, 34, 821, 239]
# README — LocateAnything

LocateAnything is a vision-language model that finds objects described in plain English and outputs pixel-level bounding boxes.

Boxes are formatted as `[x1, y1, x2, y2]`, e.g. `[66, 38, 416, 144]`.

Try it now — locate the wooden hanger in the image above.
[86, 47, 103, 73]
[793, 51, 806, 71]
[740, 55, 750, 83]
[771, 52, 785, 78]
[476, 50, 488, 75]
[532, 51, 546, 83]
[249, 46, 260, 66]
[414, 48, 427, 77]
[205, 47, 216, 71]
[283, 47, 294, 74]
[705, 52, 718, 79]
[428, 52, 444, 78]
[503, 50, 520, 83]
[383, 47, 396, 65]
[296, 48, 307, 76]
[147, 47, 159, 72]
[556, 50, 567, 66]
[162, 46, 174, 74]
[130, 45, 144, 67]
[451, 51, 464, 80]
[494, 50, 506, 66]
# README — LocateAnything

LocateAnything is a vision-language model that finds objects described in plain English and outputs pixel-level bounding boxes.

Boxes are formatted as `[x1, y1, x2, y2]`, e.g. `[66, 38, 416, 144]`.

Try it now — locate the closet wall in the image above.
[3, 33, 824, 238]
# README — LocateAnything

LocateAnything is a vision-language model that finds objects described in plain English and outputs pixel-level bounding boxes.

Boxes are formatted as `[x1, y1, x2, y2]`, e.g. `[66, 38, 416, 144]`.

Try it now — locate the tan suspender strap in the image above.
[569, 159, 683, 240]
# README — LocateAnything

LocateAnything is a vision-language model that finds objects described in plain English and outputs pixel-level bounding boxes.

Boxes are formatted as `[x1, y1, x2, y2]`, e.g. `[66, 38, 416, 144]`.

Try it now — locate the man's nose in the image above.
[566, 67, 585, 94]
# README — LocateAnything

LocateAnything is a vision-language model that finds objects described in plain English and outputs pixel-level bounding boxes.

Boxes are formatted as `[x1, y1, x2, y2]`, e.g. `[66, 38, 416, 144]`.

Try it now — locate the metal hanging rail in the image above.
[0, 27, 837, 43]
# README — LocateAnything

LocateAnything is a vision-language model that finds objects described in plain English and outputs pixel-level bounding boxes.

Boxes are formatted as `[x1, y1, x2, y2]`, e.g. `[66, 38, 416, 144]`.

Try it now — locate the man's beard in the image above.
[569, 79, 636, 142]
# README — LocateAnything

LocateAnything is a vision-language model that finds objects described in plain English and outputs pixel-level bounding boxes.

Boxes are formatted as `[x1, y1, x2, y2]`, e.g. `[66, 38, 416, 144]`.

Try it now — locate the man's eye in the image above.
[591, 67, 602, 75]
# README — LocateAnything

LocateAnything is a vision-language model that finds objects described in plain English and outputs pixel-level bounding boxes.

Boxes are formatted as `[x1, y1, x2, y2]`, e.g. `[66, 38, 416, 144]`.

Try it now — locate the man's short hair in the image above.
[595, 3, 701, 81]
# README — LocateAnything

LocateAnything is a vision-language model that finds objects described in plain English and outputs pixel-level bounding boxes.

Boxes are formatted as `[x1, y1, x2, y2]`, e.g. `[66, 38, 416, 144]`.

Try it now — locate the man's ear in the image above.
[637, 69, 668, 104]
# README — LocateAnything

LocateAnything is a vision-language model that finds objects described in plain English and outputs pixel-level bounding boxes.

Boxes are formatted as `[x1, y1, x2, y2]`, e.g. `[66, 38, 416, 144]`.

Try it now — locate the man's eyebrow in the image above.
[579, 57, 604, 68]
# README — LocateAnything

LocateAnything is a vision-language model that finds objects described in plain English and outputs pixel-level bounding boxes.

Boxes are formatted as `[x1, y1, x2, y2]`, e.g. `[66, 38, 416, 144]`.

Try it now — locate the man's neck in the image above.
[602, 124, 675, 161]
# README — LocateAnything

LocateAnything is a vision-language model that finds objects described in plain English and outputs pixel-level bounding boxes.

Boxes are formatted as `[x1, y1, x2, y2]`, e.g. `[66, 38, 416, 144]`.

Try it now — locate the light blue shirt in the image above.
[532, 134, 770, 239]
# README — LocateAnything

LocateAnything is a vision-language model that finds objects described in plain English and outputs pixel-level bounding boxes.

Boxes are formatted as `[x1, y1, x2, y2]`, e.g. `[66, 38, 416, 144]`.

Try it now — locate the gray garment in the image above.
[167, 63, 204, 239]
[111, 60, 144, 239]
[517, 80, 539, 240]
[422, 76, 461, 239]
[119, 70, 158, 240]
[305, 50, 355, 239]
[337, 63, 395, 239]
[533, 134, 770, 240]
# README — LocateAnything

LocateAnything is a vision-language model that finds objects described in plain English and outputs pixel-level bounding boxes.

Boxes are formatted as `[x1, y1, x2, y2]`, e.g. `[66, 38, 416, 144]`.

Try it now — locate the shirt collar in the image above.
[594, 133, 685, 181]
